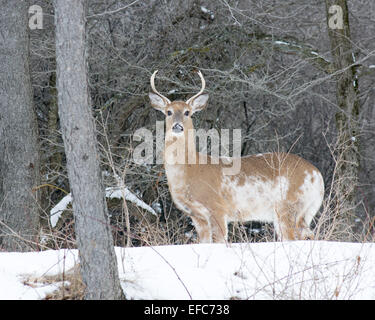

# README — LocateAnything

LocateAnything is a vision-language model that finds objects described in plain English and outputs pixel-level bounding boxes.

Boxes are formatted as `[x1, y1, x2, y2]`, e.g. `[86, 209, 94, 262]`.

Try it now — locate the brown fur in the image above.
[149, 75, 324, 243]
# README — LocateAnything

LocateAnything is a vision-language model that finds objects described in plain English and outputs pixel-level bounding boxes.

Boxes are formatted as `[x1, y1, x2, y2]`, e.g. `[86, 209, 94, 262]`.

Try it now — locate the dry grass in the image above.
[23, 264, 85, 300]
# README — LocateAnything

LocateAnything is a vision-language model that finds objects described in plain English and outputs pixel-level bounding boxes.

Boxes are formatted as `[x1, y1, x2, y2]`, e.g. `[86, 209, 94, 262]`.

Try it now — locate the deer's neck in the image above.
[164, 129, 197, 166]
[164, 130, 197, 190]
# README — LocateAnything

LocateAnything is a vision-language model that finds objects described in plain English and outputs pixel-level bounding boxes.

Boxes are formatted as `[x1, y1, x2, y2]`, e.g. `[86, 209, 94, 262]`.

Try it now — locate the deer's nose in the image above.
[172, 123, 184, 133]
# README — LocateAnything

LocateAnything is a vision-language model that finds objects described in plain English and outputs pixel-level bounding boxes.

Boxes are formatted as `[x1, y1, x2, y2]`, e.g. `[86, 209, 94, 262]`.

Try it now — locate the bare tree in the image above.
[325, 0, 361, 234]
[0, 0, 40, 251]
[54, 0, 124, 299]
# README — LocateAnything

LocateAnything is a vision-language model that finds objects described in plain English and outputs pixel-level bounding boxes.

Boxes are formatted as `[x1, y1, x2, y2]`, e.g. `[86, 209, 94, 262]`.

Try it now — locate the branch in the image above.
[86, 0, 141, 19]
[50, 186, 157, 228]
[264, 37, 335, 74]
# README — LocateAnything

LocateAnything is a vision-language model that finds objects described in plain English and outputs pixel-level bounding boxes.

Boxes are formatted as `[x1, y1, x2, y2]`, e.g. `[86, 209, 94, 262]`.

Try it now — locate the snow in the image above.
[50, 193, 72, 227]
[105, 186, 157, 216]
[0, 249, 78, 299]
[1, 241, 375, 300]
[274, 40, 290, 45]
[200, 6, 214, 20]
[50, 186, 157, 227]
[167, 89, 178, 95]
[200, 6, 209, 14]
[151, 201, 162, 214]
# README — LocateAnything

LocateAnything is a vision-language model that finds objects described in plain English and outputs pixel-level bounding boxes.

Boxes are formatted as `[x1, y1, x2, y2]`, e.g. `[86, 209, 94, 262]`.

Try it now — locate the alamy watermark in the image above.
[132, 121, 242, 175]
[29, 5, 43, 30]
[328, 5, 343, 30]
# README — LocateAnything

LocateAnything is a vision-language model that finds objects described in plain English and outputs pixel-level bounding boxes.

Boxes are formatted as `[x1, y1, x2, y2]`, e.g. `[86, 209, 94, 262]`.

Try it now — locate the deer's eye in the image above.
[167, 110, 172, 116]
[184, 110, 190, 116]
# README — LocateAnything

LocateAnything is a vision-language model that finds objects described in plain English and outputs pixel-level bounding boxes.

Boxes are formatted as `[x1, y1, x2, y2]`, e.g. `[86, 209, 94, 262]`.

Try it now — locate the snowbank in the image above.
[1, 241, 375, 300]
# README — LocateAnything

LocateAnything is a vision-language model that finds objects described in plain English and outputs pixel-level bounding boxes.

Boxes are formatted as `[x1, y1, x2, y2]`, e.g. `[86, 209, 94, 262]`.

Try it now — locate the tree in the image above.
[0, 0, 40, 251]
[325, 0, 361, 235]
[54, 0, 124, 299]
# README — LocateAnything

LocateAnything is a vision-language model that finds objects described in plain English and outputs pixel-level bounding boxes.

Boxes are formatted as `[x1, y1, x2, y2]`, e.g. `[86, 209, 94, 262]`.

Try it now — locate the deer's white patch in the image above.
[298, 170, 324, 226]
[222, 175, 290, 223]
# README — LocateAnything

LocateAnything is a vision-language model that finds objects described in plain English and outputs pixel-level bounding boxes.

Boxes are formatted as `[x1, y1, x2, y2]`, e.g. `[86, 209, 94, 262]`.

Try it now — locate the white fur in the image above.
[298, 170, 325, 226]
[222, 175, 290, 223]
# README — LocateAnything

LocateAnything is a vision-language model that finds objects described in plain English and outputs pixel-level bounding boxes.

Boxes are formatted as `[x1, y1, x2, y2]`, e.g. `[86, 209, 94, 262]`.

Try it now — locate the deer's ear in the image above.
[188, 93, 209, 114]
[149, 92, 167, 113]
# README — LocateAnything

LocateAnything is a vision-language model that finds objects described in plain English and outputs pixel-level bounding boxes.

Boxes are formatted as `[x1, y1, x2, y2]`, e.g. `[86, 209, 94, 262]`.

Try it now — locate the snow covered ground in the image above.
[1, 240, 375, 300]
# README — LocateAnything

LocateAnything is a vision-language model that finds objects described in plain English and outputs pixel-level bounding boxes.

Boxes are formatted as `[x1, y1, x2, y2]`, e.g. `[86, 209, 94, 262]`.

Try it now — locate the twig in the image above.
[86, 0, 140, 19]
[148, 246, 193, 300]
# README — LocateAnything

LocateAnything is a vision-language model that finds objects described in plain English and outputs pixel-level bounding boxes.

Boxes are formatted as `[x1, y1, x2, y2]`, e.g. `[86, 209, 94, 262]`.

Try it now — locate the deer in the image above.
[148, 70, 324, 243]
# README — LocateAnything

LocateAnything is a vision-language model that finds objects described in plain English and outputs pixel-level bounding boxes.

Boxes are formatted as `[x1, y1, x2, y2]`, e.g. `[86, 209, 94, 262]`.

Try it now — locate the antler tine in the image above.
[150, 70, 171, 104]
[186, 70, 206, 104]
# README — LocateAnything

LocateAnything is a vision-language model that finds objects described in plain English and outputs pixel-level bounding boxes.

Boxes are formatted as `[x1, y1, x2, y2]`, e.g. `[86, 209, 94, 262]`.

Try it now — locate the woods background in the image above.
[1, 0, 375, 252]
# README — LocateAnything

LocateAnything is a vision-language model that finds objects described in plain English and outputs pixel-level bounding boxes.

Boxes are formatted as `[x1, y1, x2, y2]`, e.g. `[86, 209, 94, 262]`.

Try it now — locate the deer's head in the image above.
[148, 70, 209, 136]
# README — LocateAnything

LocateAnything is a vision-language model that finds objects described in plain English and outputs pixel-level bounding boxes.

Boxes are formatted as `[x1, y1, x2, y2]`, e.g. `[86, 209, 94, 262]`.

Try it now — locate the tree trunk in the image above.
[54, 0, 125, 299]
[325, 0, 360, 237]
[0, 0, 40, 251]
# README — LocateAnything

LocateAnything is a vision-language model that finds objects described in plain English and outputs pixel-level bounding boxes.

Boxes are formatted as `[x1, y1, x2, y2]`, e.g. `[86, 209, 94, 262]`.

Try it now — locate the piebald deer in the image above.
[149, 70, 324, 242]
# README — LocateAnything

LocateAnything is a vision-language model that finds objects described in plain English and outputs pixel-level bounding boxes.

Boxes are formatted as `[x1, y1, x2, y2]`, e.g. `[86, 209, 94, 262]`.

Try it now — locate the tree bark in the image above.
[325, 0, 360, 236]
[0, 0, 40, 251]
[54, 0, 125, 299]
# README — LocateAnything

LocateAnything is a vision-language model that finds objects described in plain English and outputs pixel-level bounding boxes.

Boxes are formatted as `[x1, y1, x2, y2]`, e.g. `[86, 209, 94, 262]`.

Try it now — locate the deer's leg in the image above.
[209, 214, 228, 243]
[191, 215, 212, 243]
[296, 215, 314, 240]
[274, 203, 297, 241]
[275, 202, 315, 240]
